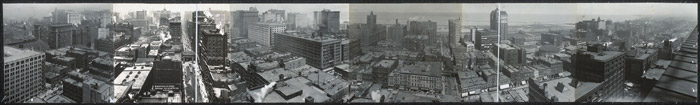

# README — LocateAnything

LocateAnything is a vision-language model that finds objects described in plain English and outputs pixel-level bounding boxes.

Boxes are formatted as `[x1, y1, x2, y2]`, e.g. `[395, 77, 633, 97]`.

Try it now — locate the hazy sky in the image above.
[3, 3, 112, 20]
[112, 4, 231, 18]
[4, 3, 695, 24]
[461, 3, 697, 25]
[463, 3, 697, 16]
[230, 4, 349, 22]
[349, 4, 462, 13]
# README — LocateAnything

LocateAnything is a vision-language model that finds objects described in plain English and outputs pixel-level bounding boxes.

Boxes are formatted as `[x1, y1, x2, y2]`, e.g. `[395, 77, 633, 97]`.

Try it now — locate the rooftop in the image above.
[263, 77, 330, 102]
[259, 68, 299, 82]
[540, 45, 560, 52]
[395, 61, 443, 77]
[573, 81, 602, 100]
[306, 71, 349, 96]
[276, 33, 342, 44]
[579, 51, 624, 62]
[374, 60, 396, 68]
[4, 46, 42, 63]
[642, 69, 666, 80]
[114, 66, 152, 91]
[230, 52, 253, 63]
[654, 75, 698, 98]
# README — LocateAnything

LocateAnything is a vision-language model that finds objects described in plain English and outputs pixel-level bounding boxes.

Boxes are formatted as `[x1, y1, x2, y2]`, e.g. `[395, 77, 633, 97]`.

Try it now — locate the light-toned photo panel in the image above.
[110, 3, 197, 103]
[2, 2, 697, 104]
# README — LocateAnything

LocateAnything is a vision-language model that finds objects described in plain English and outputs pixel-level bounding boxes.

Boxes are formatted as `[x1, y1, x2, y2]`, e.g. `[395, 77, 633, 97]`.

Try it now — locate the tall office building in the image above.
[286, 13, 298, 30]
[314, 9, 340, 34]
[474, 29, 497, 50]
[272, 33, 342, 69]
[491, 43, 526, 65]
[230, 7, 259, 39]
[574, 18, 609, 42]
[169, 21, 182, 42]
[47, 24, 78, 49]
[52, 9, 69, 23]
[248, 22, 287, 47]
[367, 11, 377, 27]
[3, 46, 45, 103]
[490, 8, 508, 39]
[67, 11, 83, 25]
[198, 12, 228, 65]
[449, 18, 461, 47]
[199, 28, 228, 66]
[407, 20, 437, 45]
[388, 19, 405, 43]
[136, 10, 147, 19]
[571, 43, 625, 102]
[287, 13, 310, 30]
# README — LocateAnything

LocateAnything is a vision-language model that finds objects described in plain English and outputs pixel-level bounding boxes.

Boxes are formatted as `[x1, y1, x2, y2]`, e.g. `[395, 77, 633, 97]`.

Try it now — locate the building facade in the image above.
[230, 7, 260, 39]
[571, 44, 625, 102]
[3, 46, 46, 103]
[491, 43, 526, 65]
[272, 33, 343, 69]
[490, 8, 508, 39]
[314, 9, 340, 33]
[248, 22, 287, 47]
[449, 18, 462, 48]
[388, 61, 444, 92]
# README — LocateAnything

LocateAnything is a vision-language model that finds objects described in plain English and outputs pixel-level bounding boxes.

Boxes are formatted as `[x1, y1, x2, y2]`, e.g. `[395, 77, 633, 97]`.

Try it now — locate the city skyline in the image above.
[2, 3, 698, 103]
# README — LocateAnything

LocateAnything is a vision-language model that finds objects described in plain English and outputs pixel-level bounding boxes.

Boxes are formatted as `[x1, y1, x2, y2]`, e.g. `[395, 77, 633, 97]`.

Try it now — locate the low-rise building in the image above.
[388, 61, 443, 92]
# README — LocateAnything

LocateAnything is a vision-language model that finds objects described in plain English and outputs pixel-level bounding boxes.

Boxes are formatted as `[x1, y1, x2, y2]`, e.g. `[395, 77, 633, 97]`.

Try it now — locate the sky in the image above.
[3, 3, 112, 20]
[230, 4, 350, 22]
[349, 3, 462, 13]
[461, 3, 697, 25]
[462, 3, 697, 16]
[112, 4, 231, 18]
[4, 3, 695, 24]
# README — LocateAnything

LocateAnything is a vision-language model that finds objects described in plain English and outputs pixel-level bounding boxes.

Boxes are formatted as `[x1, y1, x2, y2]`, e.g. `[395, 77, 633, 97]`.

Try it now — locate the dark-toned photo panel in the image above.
[2, 2, 698, 104]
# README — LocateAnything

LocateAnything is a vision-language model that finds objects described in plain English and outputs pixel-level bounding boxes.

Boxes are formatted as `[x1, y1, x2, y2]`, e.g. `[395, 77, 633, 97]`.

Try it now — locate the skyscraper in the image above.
[449, 18, 461, 47]
[198, 12, 228, 66]
[230, 7, 259, 39]
[248, 22, 287, 47]
[407, 20, 437, 45]
[367, 11, 376, 27]
[52, 9, 68, 23]
[3, 46, 46, 103]
[314, 9, 340, 34]
[490, 8, 508, 39]
[286, 13, 310, 30]
[261, 9, 285, 23]
[286, 13, 298, 30]
[136, 10, 147, 19]
[388, 19, 405, 44]
[47, 24, 78, 49]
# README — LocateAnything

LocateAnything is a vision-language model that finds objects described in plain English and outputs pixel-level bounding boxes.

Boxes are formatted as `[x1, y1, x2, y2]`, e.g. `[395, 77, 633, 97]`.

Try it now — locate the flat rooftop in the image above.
[276, 33, 341, 43]
[396, 61, 443, 77]
[641, 69, 665, 80]
[4, 46, 42, 63]
[580, 51, 624, 62]
[374, 60, 396, 68]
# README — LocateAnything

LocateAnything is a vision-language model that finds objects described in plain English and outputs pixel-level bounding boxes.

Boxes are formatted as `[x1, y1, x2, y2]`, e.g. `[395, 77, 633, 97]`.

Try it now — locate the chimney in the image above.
[304, 96, 314, 103]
